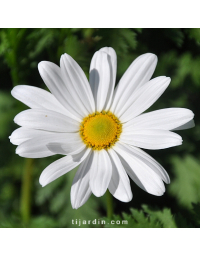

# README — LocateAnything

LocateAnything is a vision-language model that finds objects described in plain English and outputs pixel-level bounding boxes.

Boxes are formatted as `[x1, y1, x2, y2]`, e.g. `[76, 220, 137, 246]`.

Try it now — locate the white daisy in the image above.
[9, 47, 195, 209]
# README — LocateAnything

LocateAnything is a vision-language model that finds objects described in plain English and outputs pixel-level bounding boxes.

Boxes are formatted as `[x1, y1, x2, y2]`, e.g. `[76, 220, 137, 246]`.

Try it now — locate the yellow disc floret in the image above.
[80, 111, 122, 150]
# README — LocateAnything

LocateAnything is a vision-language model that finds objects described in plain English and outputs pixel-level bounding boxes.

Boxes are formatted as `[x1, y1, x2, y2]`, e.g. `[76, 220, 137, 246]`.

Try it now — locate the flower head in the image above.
[10, 47, 195, 209]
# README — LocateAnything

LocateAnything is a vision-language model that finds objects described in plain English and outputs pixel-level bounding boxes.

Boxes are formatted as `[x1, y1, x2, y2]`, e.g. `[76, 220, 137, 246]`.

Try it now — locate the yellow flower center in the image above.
[80, 111, 122, 150]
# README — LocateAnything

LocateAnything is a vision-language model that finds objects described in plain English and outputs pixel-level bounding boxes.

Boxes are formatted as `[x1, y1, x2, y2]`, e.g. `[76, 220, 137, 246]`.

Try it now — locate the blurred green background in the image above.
[0, 28, 200, 228]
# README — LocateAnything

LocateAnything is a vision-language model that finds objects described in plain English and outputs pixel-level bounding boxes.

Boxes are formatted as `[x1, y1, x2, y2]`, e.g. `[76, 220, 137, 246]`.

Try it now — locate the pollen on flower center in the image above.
[79, 111, 122, 150]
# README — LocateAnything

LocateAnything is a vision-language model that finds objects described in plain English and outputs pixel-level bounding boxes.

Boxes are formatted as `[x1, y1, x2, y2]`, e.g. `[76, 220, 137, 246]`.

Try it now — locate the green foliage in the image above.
[35, 166, 102, 228]
[0, 28, 199, 228]
[0, 91, 16, 138]
[169, 155, 200, 209]
[103, 205, 177, 228]
[192, 203, 200, 226]
[103, 204, 200, 228]
[186, 28, 200, 45]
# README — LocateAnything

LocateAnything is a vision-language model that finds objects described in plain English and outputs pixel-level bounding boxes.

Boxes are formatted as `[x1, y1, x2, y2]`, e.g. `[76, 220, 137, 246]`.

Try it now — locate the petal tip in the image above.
[90, 184, 106, 197]
[71, 202, 79, 210]
[39, 177, 46, 187]
[120, 194, 133, 203]
[144, 52, 158, 62]
[151, 53, 158, 61]
[13, 115, 20, 125]
[38, 61, 49, 72]
[11, 87, 16, 97]
[38, 61, 44, 68]
[92, 191, 104, 197]
[15, 146, 21, 155]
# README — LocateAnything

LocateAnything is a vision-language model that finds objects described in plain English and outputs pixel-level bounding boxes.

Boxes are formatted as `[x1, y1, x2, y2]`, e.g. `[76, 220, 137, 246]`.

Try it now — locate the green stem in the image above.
[6, 28, 34, 224]
[106, 190, 113, 218]
[20, 158, 34, 224]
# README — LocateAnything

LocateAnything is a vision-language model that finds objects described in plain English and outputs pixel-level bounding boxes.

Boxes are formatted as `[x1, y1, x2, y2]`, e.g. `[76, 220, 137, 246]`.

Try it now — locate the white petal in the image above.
[108, 149, 133, 202]
[118, 77, 171, 122]
[124, 108, 194, 131]
[60, 54, 95, 115]
[11, 85, 77, 120]
[122, 144, 170, 184]
[16, 139, 53, 158]
[47, 140, 85, 156]
[89, 51, 111, 112]
[71, 152, 92, 209]
[99, 47, 117, 111]
[89, 150, 112, 197]
[173, 119, 195, 130]
[110, 53, 157, 114]
[16, 132, 79, 158]
[39, 147, 91, 187]
[38, 61, 83, 121]
[120, 129, 182, 150]
[9, 127, 50, 146]
[14, 109, 79, 132]
[114, 143, 165, 196]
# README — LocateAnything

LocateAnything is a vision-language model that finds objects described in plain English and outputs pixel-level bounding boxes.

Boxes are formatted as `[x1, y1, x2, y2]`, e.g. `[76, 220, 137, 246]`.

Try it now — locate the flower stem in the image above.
[20, 158, 34, 224]
[106, 190, 113, 218]
[7, 31, 34, 225]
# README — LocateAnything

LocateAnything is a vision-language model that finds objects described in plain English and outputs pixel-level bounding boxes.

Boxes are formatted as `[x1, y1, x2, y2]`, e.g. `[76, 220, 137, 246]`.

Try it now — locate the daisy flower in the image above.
[9, 47, 195, 209]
